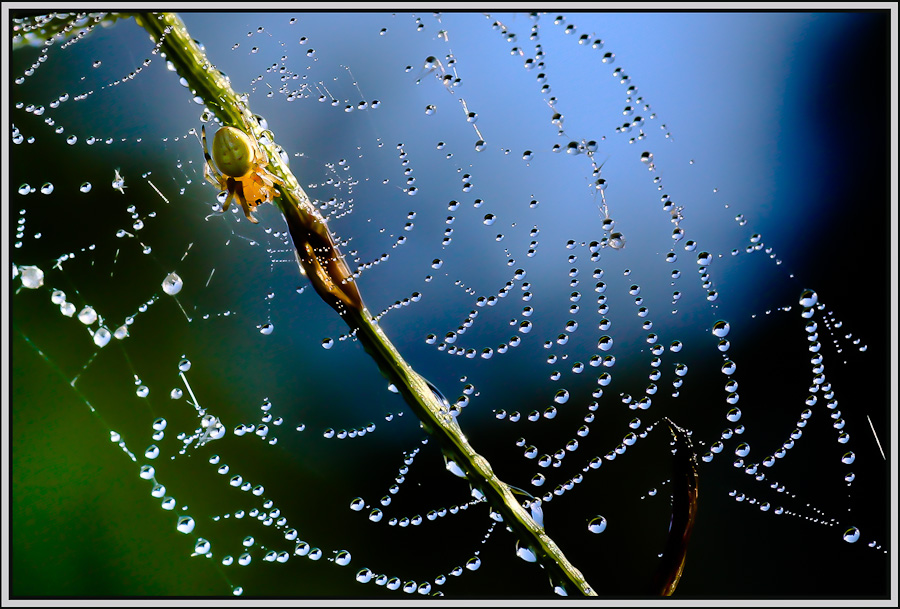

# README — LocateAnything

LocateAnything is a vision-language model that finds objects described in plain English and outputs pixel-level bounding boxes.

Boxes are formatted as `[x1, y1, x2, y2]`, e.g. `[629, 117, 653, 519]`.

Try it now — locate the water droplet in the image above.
[136, 385, 149, 398]
[799, 289, 818, 308]
[335, 550, 352, 566]
[843, 527, 860, 543]
[40, 182, 54, 195]
[260, 323, 274, 335]
[162, 272, 183, 295]
[841, 451, 855, 464]
[515, 542, 537, 562]
[465, 556, 481, 570]
[322, 337, 334, 349]
[93, 327, 111, 348]
[194, 538, 210, 554]
[79, 182, 92, 193]
[77, 306, 98, 325]
[176, 516, 195, 534]
[19, 266, 44, 289]
[588, 515, 607, 533]
[554, 390, 569, 404]
[726, 408, 742, 423]
[712, 320, 730, 338]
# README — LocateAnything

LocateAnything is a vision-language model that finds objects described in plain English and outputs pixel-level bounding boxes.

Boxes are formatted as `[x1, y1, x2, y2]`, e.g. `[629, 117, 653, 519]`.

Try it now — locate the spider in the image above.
[201, 118, 285, 224]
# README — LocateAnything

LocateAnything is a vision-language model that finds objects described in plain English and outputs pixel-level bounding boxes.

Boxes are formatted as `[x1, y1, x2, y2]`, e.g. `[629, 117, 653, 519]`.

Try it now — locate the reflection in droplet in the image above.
[176, 516, 195, 534]
[162, 272, 183, 295]
[799, 289, 818, 308]
[588, 515, 607, 534]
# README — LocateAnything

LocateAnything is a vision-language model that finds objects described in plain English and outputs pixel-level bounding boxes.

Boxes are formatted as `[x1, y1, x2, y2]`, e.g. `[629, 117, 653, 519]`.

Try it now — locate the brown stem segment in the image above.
[653, 417, 700, 596]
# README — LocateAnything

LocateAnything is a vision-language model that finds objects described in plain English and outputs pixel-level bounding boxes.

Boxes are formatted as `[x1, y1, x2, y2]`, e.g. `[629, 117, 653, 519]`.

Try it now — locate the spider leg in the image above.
[221, 177, 237, 212]
[232, 178, 259, 224]
[201, 125, 226, 188]
[259, 164, 286, 186]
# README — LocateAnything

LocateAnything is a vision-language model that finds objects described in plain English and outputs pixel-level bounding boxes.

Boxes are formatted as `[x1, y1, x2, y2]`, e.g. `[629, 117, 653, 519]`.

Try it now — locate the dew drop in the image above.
[515, 542, 537, 562]
[799, 289, 818, 308]
[162, 272, 183, 295]
[93, 327, 111, 348]
[588, 515, 608, 534]
[77, 306, 98, 325]
[176, 516, 195, 534]
[712, 320, 730, 338]
[19, 266, 44, 289]
[843, 527, 860, 543]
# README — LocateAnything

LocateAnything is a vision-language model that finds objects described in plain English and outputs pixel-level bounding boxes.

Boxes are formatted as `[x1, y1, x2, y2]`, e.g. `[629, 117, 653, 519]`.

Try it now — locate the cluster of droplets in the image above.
[424, 267, 532, 361]
[13, 14, 170, 147]
[231, 398, 285, 446]
[350, 445, 484, 528]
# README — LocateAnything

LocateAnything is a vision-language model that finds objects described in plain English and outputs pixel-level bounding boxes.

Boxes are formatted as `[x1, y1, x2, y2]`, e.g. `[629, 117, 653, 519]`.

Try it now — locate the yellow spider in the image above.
[201, 118, 285, 224]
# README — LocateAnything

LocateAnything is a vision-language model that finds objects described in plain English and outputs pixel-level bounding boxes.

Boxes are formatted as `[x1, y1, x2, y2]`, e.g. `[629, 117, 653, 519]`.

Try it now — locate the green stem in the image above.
[134, 11, 597, 596]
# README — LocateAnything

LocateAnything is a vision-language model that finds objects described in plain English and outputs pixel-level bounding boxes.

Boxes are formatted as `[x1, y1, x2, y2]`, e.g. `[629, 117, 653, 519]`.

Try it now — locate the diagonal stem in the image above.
[134, 11, 597, 597]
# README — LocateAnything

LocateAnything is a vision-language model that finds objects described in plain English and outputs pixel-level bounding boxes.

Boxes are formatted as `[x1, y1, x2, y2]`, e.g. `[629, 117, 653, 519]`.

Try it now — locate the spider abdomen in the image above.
[212, 126, 256, 177]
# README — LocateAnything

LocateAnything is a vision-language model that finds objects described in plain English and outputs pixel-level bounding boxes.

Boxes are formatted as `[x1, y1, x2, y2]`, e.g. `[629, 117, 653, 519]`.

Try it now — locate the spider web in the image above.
[6, 10, 894, 600]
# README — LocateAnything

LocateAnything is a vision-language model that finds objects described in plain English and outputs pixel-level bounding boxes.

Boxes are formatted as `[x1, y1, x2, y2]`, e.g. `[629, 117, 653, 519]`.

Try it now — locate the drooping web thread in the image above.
[10, 12, 889, 598]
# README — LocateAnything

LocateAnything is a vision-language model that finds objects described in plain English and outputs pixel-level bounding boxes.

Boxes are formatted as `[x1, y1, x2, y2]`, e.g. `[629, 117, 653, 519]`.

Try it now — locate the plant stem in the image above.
[134, 11, 597, 596]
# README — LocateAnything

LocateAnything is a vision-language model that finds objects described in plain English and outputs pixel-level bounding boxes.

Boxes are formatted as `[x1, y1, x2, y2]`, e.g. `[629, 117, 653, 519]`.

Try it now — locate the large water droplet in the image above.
[712, 320, 730, 338]
[843, 527, 860, 543]
[588, 515, 608, 534]
[93, 327, 111, 348]
[176, 516, 195, 534]
[515, 541, 537, 562]
[19, 266, 44, 289]
[194, 538, 210, 554]
[162, 272, 183, 295]
[799, 289, 818, 308]
[77, 307, 98, 325]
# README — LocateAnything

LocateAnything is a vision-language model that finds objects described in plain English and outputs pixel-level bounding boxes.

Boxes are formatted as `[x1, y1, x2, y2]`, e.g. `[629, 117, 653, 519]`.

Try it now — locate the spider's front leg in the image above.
[231, 178, 259, 224]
